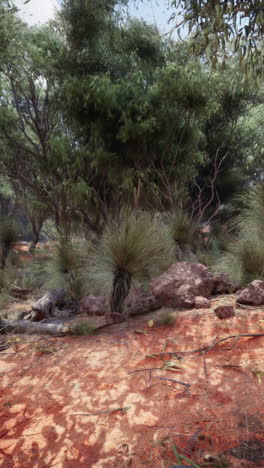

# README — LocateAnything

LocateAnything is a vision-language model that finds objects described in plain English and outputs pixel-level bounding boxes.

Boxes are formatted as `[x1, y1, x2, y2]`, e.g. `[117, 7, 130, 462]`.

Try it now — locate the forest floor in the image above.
[1, 296, 264, 467]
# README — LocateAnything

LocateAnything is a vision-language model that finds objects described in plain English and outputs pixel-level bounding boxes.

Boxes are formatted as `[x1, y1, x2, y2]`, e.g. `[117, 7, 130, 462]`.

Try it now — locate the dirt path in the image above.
[1, 298, 264, 467]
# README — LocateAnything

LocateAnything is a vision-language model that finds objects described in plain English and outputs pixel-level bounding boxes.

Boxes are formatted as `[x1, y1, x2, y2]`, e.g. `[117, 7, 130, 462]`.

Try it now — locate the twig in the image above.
[216, 364, 241, 368]
[72, 406, 129, 416]
[128, 367, 163, 374]
[146, 425, 179, 429]
[203, 357, 208, 378]
[236, 302, 264, 310]
[159, 377, 190, 388]
[147, 351, 182, 358]
[150, 334, 264, 358]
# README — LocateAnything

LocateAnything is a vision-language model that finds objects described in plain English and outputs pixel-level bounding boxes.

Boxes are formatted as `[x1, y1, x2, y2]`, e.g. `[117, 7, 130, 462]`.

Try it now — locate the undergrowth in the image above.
[69, 320, 97, 336]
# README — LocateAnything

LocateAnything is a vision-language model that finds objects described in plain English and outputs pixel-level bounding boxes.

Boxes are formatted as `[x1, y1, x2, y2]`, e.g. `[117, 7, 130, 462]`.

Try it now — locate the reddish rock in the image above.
[212, 273, 238, 294]
[214, 305, 235, 319]
[150, 262, 215, 309]
[79, 295, 107, 315]
[195, 296, 210, 309]
[237, 280, 264, 306]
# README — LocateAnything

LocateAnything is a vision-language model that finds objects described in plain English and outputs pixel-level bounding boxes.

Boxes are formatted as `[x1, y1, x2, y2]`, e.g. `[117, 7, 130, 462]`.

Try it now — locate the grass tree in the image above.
[43, 242, 85, 301]
[169, 209, 200, 259]
[87, 211, 174, 322]
[214, 183, 264, 284]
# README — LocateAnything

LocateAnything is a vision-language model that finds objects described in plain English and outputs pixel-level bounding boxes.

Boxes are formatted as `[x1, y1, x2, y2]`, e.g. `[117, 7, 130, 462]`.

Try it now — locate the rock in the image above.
[79, 295, 107, 316]
[212, 273, 238, 294]
[150, 262, 215, 309]
[237, 280, 264, 306]
[214, 305, 235, 319]
[79, 288, 160, 318]
[195, 296, 210, 309]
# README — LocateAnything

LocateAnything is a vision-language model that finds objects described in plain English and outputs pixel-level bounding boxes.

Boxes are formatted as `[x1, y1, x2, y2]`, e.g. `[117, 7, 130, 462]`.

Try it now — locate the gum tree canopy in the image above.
[171, 1, 263, 76]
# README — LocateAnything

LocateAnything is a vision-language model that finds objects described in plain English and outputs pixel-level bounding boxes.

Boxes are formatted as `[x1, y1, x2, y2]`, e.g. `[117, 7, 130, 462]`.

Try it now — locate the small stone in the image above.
[195, 296, 210, 309]
[214, 305, 235, 319]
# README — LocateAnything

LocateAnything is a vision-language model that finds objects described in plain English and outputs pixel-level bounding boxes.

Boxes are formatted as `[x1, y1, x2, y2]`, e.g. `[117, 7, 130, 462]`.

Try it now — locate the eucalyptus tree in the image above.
[0, 18, 85, 238]
[171, 0, 263, 77]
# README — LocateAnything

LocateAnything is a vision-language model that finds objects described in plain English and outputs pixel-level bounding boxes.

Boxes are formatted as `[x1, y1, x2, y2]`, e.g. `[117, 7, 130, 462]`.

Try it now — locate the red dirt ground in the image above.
[1, 297, 264, 467]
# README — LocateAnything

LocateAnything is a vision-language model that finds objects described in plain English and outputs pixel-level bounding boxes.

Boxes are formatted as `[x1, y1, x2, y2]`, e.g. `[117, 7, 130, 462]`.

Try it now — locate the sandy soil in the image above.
[1, 296, 264, 467]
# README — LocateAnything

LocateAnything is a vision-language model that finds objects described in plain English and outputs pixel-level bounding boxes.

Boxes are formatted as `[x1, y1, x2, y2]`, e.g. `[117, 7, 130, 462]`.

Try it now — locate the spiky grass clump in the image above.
[86, 211, 174, 321]
[169, 210, 199, 259]
[215, 235, 264, 285]
[233, 183, 264, 235]
[213, 184, 264, 285]
[43, 242, 85, 300]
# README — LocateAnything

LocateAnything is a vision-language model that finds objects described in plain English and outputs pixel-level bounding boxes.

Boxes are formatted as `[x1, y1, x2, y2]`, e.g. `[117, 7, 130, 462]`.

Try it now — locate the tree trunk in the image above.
[1, 246, 9, 270]
[109, 268, 132, 322]
[30, 288, 65, 321]
[0, 318, 66, 335]
[29, 226, 40, 254]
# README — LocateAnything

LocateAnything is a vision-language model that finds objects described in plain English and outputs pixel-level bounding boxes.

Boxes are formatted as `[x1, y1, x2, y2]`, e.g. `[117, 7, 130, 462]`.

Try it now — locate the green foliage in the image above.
[0, 0, 262, 249]
[69, 320, 97, 336]
[173, 0, 264, 77]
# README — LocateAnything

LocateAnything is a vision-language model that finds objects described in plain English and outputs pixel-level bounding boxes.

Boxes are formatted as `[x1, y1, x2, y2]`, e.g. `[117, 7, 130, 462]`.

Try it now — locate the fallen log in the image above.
[27, 288, 65, 321]
[0, 318, 66, 336]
